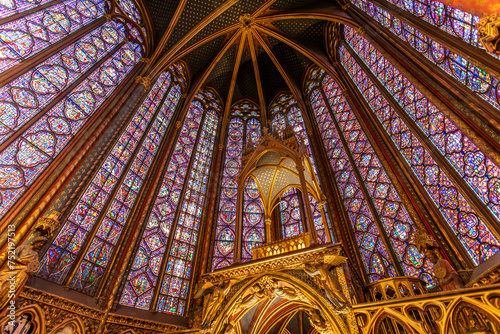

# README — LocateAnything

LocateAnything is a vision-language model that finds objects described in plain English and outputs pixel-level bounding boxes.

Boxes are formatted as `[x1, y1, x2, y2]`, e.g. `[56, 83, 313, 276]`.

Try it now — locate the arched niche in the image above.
[49, 317, 86, 334]
[0, 304, 46, 334]
[207, 272, 349, 334]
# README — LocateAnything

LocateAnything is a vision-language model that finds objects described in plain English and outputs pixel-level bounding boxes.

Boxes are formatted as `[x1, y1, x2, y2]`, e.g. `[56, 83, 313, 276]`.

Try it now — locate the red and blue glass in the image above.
[341, 37, 500, 264]
[320, 73, 434, 284]
[0, 41, 141, 221]
[39, 67, 180, 287]
[156, 108, 219, 315]
[350, 0, 500, 111]
[0, 21, 125, 146]
[0, 0, 107, 74]
[308, 87, 395, 282]
[345, 28, 500, 254]
[212, 117, 243, 270]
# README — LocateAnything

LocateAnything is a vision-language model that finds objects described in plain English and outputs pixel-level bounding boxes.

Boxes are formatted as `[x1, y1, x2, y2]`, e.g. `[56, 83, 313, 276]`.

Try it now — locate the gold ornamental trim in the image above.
[204, 243, 345, 282]
[18, 286, 184, 332]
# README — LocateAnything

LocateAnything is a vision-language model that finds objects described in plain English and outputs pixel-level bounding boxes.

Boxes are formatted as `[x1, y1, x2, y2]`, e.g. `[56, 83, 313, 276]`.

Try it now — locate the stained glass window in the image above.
[116, 0, 142, 25]
[0, 21, 125, 145]
[306, 77, 395, 282]
[212, 101, 262, 270]
[39, 64, 184, 292]
[341, 28, 500, 264]
[280, 188, 304, 238]
[0, 41, 142, 220]
[156, 102, 219, 315]
[212, 117, 243, 270]
[242, 177, 265, 262]
[350, 0, 500, 111]
[120, 90, 220, 315]
[0, 0, 107, 75]
[0, 0, 145, 220]
[269, 93, 332, 243]
[375, 0, 488, 52]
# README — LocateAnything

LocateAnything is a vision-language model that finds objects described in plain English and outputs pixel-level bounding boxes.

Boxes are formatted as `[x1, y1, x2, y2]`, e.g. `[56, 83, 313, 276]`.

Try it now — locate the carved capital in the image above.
[134, 76, 151, 90]
[478, 14, 500, 53]
[176, 121, 182, 129]
[140, 57, 150, 63]
[104, 13, 112, 21]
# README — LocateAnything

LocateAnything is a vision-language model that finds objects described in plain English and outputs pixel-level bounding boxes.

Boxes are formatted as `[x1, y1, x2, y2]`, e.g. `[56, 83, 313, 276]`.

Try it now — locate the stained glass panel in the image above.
[156, 107, 218, 315]
[38, 66, 176, 287]
[0, 0, 106, 74]
[280, 188, 303, 238]
[340, 36, 500, 264]
[269, 94, 332, 242]
[242, 177, 265, 262]
[119, 96, 204, 310]
[308, 87, 395, 282]
[212, 117, 243, 270]
[0, 21, 125, 146]
[0, 41, 141, 221]
[350, 0, 500, 110]
[320, 73, 434, 283]
[377, 0, 488, 52]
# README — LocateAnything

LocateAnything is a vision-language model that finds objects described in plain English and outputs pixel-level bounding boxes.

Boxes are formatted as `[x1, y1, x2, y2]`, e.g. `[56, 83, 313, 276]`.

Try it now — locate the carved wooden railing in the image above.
[365, 276, 427, 302]
[354, 284, 500, 334]
[252, 232, 312, 260]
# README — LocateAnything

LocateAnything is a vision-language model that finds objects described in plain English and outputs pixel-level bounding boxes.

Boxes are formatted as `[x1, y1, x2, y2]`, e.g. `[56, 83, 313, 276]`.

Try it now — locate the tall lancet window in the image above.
[38, 63, 186, 294]
[212, 101, 263, 269]
[373, 0, 489, 51]
[268, 93, 332, 243]
[0, 0, 146, 220]
[349, 0, 500, 111]
[306, 68, 434, 284]
[342, 27, 500, 265]
[120, 89, 220, 316]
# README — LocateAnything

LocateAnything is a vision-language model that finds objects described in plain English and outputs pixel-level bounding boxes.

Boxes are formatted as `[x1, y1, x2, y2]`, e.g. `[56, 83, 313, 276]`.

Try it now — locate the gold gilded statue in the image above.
[302, 259, 350, 312]
[194, 279, 239, 330]
[0, 211, 60, 315]
[0, 236, 47, 314]
[424, 248, 463, 291]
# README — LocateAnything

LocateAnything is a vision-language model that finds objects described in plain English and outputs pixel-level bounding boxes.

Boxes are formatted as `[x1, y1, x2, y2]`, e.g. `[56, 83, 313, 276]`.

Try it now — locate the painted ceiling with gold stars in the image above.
[142, 0, 356, 113]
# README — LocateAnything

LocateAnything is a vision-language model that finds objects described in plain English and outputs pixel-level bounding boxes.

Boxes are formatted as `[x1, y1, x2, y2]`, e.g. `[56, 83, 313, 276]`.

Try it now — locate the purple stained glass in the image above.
[65, 80, 182, 294]
[0, 0, 107, 75]
[350, 0, 500, 112]
[212, 101, 262, 270]
[344, 27, 500, 258]
[117, 0, 142, 25]
[0, 42, 141, 223]
[269, 93, 332, 242]
[318, 72, 434, 284]
[280, 188, 304, 239]
[307, 85, 395, 282]
[212, 118, 243, 270]
[120, 90, 219, 314]
[242, 177, 265, 262]
[156, 106, 219, 315]
[376, 0, 487, 53]
[0, 21, 125, 146]
[340, 37, 500, 265]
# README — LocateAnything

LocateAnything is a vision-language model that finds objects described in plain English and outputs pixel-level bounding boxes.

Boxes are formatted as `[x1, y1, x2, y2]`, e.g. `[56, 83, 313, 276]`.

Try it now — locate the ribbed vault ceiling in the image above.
[142, 0, 357, 117]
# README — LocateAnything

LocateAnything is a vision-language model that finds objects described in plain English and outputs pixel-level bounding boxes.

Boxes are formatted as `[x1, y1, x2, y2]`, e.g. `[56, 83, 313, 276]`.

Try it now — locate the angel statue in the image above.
[304, 308, 333, 334]
[302, 258, 350, 313]
[0, 236, 47, 314]
[194, 279, 239, 329]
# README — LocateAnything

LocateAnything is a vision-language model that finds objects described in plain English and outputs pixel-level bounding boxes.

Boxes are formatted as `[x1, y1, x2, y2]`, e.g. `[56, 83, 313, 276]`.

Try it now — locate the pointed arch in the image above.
[0, 304, 46, 334]
[49, 317, 86, 334]
[208, 272, 348, 334]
